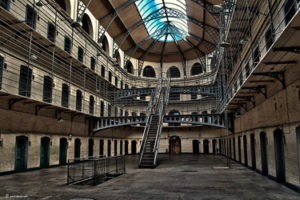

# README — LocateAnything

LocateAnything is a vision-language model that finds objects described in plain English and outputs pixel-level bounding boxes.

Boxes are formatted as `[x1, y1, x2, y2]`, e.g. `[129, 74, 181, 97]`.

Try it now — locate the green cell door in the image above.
[274, 129, 286, 183]
[74, 138, 81, 161]
[0, 56, 3, 90]
[40, 137, 50, 168]
[59, 138, 67, 165]
[15, 136, 28, 171]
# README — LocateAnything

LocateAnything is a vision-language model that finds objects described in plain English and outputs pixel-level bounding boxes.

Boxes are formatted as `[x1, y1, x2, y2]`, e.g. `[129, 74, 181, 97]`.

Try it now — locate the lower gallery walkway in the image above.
[0, 155, 298, 200]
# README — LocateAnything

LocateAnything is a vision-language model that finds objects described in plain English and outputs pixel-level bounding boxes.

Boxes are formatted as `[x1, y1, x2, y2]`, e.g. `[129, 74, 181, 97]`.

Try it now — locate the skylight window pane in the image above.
[135, 0, 188, 42]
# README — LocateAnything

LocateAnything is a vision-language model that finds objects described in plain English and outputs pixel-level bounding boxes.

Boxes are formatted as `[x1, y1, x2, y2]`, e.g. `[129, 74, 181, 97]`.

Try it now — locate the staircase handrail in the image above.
[153, 76, 171, 165]
[138, 76, 163, 167]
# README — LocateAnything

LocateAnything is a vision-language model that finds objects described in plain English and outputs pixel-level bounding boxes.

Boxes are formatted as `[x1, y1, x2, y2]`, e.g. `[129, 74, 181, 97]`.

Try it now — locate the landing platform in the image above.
[0, 155, 299, 200]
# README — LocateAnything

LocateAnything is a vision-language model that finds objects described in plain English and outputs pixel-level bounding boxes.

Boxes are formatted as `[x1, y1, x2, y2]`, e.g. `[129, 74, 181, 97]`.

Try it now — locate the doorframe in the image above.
[15, 136, 28, 171]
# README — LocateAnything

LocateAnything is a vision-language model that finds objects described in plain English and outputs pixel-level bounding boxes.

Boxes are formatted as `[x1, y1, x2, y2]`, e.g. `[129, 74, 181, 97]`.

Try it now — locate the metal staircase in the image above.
[138, 75, 170, 168]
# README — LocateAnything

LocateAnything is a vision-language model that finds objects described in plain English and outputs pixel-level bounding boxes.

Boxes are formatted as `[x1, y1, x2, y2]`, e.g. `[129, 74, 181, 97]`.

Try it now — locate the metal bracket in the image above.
[273, 46, 300, 54]
[8, 98, 24, 110]
[235, 95, 255, 107]
[76, 0, 92, 22]
[264, 61, 297, 65]
[242, 85, 267, 99]
[35, 105, 49, 115]
[253, 71, 285, 89]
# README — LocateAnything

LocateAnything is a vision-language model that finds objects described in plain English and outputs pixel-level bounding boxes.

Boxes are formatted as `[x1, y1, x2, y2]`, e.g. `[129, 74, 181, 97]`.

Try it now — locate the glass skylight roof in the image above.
[135, 0, 189, 42]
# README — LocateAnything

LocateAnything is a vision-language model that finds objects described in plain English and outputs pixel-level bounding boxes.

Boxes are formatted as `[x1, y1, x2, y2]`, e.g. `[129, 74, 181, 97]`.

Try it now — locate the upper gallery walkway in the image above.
[0, 154, 298, 200]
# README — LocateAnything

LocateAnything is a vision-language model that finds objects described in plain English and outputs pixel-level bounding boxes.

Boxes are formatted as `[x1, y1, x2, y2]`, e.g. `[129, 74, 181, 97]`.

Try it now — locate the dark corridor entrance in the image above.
[243, 136, 248, 166]
[125, 140, 129, 155]
[192, 140, 199, 154]
[169, 136, 181, 154]
[40, 137, 50, 168]
[59, 138, 67, 165]
[131, 140, 137, 155]
[15, 136, 28, 171]
[107, 140, 111, 156]
[212, 139, 216, 154]
[250, 134, 256, 170]
[260, 132, 268, 176]
[203, 140, 209, 154]
[74, 138, 81, 161]
[273, 129, 285, 183]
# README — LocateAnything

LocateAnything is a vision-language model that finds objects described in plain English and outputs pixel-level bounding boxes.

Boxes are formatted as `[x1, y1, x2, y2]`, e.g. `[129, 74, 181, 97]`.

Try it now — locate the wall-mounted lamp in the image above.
[239, 39, 248, 45]
[30, 54, 37, 60]
[213, 5, 224, 12]
[36, 1, 43, 7]
[220, 41, 231, 48]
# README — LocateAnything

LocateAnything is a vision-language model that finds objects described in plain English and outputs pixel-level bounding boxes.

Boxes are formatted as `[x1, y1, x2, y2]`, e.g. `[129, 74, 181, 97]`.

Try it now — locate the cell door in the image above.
[125, 141, 129, 155]
[250, 134, 256, 170]
[273, 129, 286, 183]
[243, 135, 248, 166]
[114, 140, 117, 156]
[238, 136, 242, 163]
[107, 140, 111, 157]
[74, 139, 81, 161]
[0, 56, 3, 90]
[192, 140, 199, 154]
[212, 140, 216, 154]
[88, 139, 94, 157]
[59, 138, 67, 165]
[131, 141, 137, 155]
[40, 137, 50, 168]
[260, 132, 268, 176]
[15, 136, 28, 171]
[296, 127, 300, 185]
[99, 140, 104, 157]
[203, 140, 209, 154]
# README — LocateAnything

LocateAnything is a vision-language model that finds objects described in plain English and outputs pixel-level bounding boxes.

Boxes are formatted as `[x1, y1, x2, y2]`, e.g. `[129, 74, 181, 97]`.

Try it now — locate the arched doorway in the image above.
[107, 140, 111, 157]
[74, 138, 81, 161]
[212, 139, 217, 154]
[203, 139, 209, 154]
[99, 139, 104, 157]
[243, 135, 248, 166]
[131, 140, 137, 155]
[15, 136, 28, 171]
[273, 128, 285, 183]
[169, 136, 181, 154]
[250, 134, 256, 170]
[192, 140, 199, 154]
[125, 140, 129, 155]
[88, 139, 94, 158]
[59, 138, 67, 165]
[40, 137, 50, 168]
[260, 132, 268, 176]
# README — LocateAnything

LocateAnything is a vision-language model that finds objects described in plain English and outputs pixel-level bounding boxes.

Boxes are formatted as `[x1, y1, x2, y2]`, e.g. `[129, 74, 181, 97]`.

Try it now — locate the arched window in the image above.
[89, 96, 94, 115]
[143, 66, 156, 77]
[190, 63, 203, 76]
[54, 0, 71, 15]
[102, 36, 109, 54]
[43, 76, 53, 103]
[125, 60, 133, 74]
[81, 14, 93, 38]
[76, 90, 82, 111]
[167, 66, 180, 78]
[61, 84, 69, 108]
[114, 50, 121, 66]
[19, 65, 32, 97]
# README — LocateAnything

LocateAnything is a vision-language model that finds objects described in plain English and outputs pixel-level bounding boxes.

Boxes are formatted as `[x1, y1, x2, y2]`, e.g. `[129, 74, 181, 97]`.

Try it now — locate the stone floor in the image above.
[0, 154, 299, 200]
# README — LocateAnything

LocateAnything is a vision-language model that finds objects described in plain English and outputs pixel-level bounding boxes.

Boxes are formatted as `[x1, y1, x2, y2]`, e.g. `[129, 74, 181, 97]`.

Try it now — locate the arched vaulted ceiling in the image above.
[87, 0, 223, 62]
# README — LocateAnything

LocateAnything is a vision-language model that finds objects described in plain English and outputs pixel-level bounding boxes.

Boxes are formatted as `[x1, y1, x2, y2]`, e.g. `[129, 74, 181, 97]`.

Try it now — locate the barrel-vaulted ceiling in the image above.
[88, 0, 223, 62]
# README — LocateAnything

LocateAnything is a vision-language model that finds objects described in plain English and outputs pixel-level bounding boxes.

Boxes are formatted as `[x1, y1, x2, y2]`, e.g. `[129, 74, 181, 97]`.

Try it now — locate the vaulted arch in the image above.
[81, 14, 93, 38]
[167, 66, 180, 78]
[190, 62, 203, 76]
[125, 60, 134, 74]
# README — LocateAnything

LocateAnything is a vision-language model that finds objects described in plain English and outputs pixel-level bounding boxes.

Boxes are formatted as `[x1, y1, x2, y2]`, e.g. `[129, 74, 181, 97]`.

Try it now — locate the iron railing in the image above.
[67, 155, 125, 185]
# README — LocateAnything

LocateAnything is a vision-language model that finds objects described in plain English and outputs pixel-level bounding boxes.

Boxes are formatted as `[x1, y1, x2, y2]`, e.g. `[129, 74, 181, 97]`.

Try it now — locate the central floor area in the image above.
[0, 155, 298, 200]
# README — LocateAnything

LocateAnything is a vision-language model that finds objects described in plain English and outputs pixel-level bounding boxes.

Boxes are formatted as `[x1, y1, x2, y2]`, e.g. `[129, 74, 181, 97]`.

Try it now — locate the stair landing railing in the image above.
[153, 75, 171, 166]
[138, 75, 163, 167]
